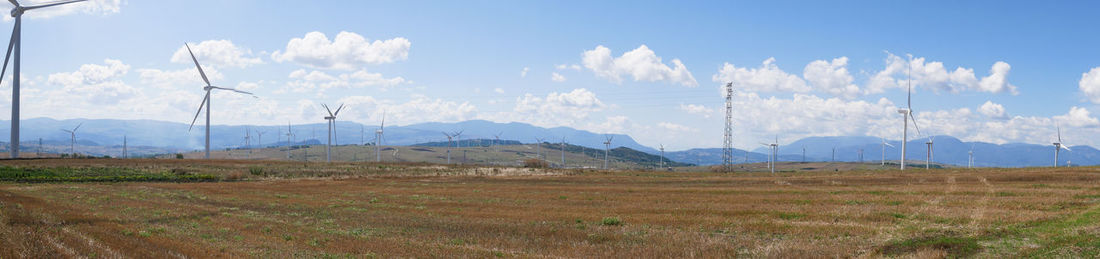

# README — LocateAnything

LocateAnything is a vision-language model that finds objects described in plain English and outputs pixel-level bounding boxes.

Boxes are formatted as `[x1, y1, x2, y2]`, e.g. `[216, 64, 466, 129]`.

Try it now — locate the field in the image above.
[0, 159, 1098, 257]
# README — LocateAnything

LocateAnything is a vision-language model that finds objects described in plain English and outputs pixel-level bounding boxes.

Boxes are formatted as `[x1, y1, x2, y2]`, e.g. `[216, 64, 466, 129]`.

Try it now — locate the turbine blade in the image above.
[884, 143, 895, 148]
[73, 122, 82, 132]
[184, 43, 211, 86]
[23, 0, 86, 10]
[322, 104, 333, 116]
[210, 86, 255, 96]
[334, 104, 345, 116]
[1057, 126, 1062, 142]
[188, 91, 210, 131]
[7, 0, 19, 8]
[909, 112, 921, 136]
[380, 111, 385, 129]
[0, 20, 17, 87]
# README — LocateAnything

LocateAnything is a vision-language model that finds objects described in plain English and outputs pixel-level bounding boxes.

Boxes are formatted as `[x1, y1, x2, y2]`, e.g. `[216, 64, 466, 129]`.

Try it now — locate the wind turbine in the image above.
[560, 137, 567, 168]
[375, 111, 385, 162]
[256, 130, 267, 149]
[925, 136, 935, 169]
[1, 0, 89, 158]
[603, 135, 613, 169]
[658, 144, 665, 169]
[897, 60, 921, 170]
[185, 43, 256, 159]
[285, 122, 294, 160]
[243, 127, 251, 159]
[968, 144, 974, 168]
[122, 135, 127, 159]
[442, 132, 454, 164]
[60, 123, 82, 158]
[881, 137, 894, 166]
[759, 137, 778, 174]
[1053, 126, 1070, 167]
[534, 137, 544, 160]
[322, 103, 345, 163]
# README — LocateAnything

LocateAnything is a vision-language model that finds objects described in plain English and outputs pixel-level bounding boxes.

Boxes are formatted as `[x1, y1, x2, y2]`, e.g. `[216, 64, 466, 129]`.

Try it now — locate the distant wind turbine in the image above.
[1, 0, 89, 158]
[185, 43, 256, 159]
[881, 137, 894, 166]
[1053, 126, 1070, 167]
[897, 60, 921, 170]
[375, 111, 385, 162]
[925, 136, 935, 169]
[60, 123, 82, 158]
[285, 122, 294, 160]
[603, 135, 613, 169]
[322, 103, 345, 163]
[443, 131, 455, 164]
[968, 144, 974, 168]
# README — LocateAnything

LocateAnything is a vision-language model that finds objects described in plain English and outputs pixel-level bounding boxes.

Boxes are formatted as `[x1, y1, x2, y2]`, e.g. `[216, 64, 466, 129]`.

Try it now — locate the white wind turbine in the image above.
[442, 131, 455, 164]
[968, 144, 974, 168]
[60, 123, 81, 158]
[322, 103, 345, 163]
[1053, 126, 1070, 167]
[243, 127, 251, 159]
[285, 122, 294, 160]
[658, 144, 665, 169]
[375, 111, 385, 162]
[185, 43, 256, 159]
[897, 61, 921, 170]
[925, 136, 935, 169]
[881, 137, 894, 166]
[759, 136, 778, 174]
[560, 137, 567, 168]
[534, 137, 544, 161]
[1, 0, 89, 158]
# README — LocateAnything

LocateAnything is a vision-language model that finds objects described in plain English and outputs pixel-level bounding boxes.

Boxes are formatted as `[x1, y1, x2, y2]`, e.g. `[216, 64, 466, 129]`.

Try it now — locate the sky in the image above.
[4, 0, 1100, 151]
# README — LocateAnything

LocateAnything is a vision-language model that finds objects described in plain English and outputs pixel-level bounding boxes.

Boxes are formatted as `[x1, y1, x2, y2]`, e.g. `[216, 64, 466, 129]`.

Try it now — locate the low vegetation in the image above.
[0, 159, 1097, 257]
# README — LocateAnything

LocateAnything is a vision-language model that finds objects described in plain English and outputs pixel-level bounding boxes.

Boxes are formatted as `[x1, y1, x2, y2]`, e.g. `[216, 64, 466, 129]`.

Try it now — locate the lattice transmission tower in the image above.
[723, 82, 734, 173]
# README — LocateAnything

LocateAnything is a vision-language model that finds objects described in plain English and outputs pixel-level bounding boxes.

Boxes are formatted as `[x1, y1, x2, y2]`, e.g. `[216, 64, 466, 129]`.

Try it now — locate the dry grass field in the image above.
[0, 159, 1098, 257]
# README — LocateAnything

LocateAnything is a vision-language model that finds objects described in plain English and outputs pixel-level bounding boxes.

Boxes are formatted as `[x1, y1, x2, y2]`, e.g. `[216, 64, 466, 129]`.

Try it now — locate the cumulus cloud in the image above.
[803, 57, 860, 99]
[866, 53, 1017, 95]
[581, 45, 697, 87]
[678, 104, 713, 118]
[657, 122, 695, 132]
[331, 95, 477, 125]
[510, 88, 606, 127]
[979, 101, 1007, 119]
[271, 31, 411, 70]
[1053, 106, 1100, 128]
[551, 72, 566, 82]
[1079, 67, 1100, 104]
[171, 40, 263, 68]
[712, 58, 809, 93]
[282, 69, 408, 94]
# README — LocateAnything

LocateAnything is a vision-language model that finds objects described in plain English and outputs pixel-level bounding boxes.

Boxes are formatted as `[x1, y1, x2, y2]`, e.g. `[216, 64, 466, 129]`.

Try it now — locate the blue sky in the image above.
[5, 0, 1100, 150]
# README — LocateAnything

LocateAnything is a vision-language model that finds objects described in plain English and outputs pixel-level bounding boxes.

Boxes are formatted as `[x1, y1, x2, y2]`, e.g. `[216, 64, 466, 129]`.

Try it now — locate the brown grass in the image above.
[0, 159, 1098, 257]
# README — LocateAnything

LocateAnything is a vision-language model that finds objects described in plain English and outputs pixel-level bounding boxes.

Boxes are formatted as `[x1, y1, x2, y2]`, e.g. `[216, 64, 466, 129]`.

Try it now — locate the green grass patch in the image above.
[776, 212, 806, 220]
[0, 166, 219, 183]
[601, 217, 622, 226]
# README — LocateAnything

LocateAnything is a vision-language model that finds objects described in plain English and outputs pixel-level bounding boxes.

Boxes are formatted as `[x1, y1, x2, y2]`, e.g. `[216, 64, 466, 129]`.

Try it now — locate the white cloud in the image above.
[979, 101, 1007, 119]
[4, 0, 122, 21]
[551, 72, 566, 82]
[138, 67, 224, 90]
[1054, 106, 1100, 128]
[508, 88, 606, 127]
[493, 88, 504, 94]
[283, 69, 408, 94]
[712, 58, 809, 93]
[271, 31, 411, 70]
[866, 53, 1017, 95]
[1079, 67, 1100, 104]
[171, 40, 263, 68]
[45, 59, 136, 104]
[678, 104, 713, 118]
[556, 64, 581, 71]
[657, 122, 695, 132]
[332, 95, 477, 125]
[581, 45, 697, 87]
[803, 57, 860, 99]
[521, 67, 529, 78]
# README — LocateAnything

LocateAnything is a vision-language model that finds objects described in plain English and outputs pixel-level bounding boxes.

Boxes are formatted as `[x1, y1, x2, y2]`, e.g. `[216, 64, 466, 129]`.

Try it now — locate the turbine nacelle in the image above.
[897, 109, 909, 114]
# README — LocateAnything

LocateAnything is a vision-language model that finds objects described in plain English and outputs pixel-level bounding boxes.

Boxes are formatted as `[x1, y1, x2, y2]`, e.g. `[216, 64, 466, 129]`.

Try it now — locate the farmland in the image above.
[0, 159, 1098, 257]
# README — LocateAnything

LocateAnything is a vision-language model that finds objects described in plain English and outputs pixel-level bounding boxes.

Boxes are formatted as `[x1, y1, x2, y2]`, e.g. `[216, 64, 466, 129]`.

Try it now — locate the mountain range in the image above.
[0, 118, 1095, 167]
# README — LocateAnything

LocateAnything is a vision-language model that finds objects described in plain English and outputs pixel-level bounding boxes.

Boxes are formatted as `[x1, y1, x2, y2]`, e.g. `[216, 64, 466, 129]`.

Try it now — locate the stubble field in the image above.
[0, 159, 1098, 257]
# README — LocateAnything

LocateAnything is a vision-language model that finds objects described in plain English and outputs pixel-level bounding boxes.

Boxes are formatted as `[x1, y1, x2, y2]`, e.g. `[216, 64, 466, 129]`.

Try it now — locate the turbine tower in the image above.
[925, 136, 935, 169]
[560, 137, 567, 168]
[603, 135, 613, 169]
[60, 123, 82, 158]
[442, 132, 454, 164]
[122, 135, 127, 159]
[256, 130, 267, 149]
[897, 60, 921, 170]
[760, 136, 777, 174]
[968, 144, 974, 168]
[375, 111, 385, 162]
[534, 137, 544, 161]
[1053, 126, 1070, 167]
[321, 103, 345, 163]
[1, 0, 89, 158]
[185, 43, 256, 159]
[285, 122, 294, 160]
[658, 144, 665, 169]
[722, 82, 734, 172]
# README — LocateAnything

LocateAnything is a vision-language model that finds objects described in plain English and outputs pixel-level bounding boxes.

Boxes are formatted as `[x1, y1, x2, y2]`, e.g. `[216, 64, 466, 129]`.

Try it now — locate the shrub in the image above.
[601, 217, 622, 226]
[523, 159, 548, 168]
[175, 153, 184, 159]
[248, 167, 264, 176]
